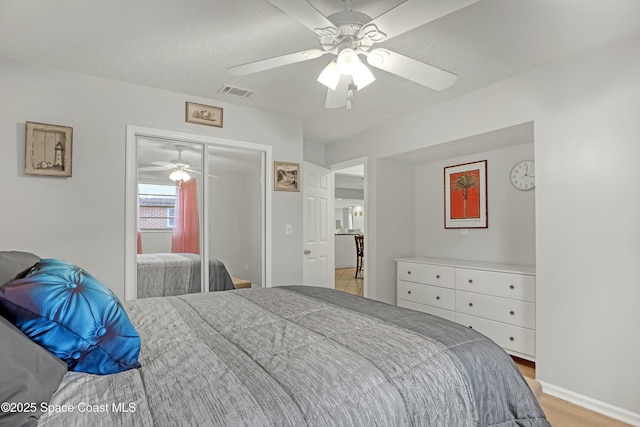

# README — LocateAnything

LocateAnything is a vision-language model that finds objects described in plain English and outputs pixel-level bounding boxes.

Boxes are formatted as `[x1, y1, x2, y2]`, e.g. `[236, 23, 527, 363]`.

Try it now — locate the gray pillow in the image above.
[0, 316, 67, 427]
[0, 251, 40, 285]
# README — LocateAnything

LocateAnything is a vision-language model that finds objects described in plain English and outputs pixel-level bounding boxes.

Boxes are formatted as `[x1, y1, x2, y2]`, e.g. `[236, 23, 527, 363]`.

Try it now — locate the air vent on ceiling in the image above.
[218, 84, 255, 100]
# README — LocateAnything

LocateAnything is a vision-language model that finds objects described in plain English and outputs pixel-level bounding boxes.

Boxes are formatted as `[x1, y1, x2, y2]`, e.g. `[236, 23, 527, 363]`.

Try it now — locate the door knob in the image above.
[304, 249, 311, 255]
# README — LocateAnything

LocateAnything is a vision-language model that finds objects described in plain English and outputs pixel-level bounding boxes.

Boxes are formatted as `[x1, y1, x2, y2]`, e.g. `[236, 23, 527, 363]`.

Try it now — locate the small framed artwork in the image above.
[185, 102, 223, 127]
[444, 160, 487, 229]
[25, 121, 73, 177]
[274, 161, 300, 192]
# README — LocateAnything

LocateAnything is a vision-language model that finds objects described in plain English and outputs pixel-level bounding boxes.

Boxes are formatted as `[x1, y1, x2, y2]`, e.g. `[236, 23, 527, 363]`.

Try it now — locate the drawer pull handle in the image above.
[510, 311, 515, 316]
[509, 285, 515, 290]
[468, 326, 473, 329]
[407, 291, 412, 295]
[436, 274, 440, 279]
[408, 271, 411, 275]
[509, 337, 515, 341]
[436, 296, 440, 300]
[468, 279, 473, 284]
[468, 302, 473, 307]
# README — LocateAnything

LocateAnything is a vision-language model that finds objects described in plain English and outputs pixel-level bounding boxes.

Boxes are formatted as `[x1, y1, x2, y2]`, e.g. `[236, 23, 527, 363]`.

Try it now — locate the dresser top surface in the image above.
[395, 257, 535, 275]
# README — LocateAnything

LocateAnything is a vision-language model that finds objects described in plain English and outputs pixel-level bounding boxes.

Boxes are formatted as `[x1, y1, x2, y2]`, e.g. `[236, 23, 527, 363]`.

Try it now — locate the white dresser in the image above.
[396, 257, 536, 361]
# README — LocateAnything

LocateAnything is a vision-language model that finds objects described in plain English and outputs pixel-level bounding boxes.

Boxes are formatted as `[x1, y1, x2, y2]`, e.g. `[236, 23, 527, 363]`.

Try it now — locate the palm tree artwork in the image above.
[451, 171, 479, 219]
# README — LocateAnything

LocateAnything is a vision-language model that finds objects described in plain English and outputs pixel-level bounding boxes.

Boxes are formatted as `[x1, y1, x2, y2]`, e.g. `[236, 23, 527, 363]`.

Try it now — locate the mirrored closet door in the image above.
[136, 139, 205, 298]
[125, 126, 270, 300]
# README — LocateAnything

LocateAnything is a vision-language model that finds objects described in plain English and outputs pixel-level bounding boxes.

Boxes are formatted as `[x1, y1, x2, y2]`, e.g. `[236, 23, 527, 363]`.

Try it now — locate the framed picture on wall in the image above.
[185, 101, 223, 127]
[25, 121, 73, 177]
[274, 161, 300, 192]
[444, 160, 487, 229]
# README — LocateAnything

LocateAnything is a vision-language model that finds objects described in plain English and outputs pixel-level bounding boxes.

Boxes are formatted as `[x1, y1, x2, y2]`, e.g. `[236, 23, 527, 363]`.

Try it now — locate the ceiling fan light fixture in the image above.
[352, 61, 375, 89]
[317, 61, 341, 90]
[169, 168, 190, 182]
[336, 48, 360, 75]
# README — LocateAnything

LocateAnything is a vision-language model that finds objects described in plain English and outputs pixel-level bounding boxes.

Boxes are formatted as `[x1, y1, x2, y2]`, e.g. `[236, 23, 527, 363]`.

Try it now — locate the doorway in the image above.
[330, 157, 367, 297]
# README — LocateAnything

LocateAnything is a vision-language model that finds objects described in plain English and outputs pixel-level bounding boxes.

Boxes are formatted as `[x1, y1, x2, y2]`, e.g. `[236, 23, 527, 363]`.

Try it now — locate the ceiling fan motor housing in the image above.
[327, 11, 369, 36]
[321, 10, 386, 51]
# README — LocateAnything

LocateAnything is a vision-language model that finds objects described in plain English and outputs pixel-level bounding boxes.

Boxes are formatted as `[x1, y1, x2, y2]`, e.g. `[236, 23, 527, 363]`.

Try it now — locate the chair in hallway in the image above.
[354, 234, 364, 278]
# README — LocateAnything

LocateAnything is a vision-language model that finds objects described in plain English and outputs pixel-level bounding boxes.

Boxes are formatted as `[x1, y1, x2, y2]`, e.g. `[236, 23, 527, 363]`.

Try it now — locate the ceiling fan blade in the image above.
[265, 0, 338, 38]
[228, 49, 328, 76]
[366, 0, 478, 41]
[325, 74, 350, 109]
[185, 168, 219, 179]
[138, 166, 170, 172]
[365, 49, 457, 91]
[151, 161, 176, 168]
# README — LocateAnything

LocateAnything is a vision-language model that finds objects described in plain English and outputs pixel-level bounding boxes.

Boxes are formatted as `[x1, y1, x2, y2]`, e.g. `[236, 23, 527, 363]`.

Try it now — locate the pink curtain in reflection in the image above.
[172, 179, 200, 254]
[136, 194, 143, 254]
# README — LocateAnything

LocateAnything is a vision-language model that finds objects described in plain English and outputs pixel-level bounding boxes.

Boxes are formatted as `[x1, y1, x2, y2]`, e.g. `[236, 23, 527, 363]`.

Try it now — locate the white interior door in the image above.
[302, 161, 334, 288]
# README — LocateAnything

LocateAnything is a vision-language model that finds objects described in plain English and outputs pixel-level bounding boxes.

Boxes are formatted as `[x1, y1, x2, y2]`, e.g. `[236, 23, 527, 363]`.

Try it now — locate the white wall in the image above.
[140, 230, 172, 253]
[303, 141, 326, 165]
[415, 143, 535, 266]
[374, 159, 415, 304]
[352, 206, 364, 232]
[325, 35, 640, 420]
[0, 58, 304, 299]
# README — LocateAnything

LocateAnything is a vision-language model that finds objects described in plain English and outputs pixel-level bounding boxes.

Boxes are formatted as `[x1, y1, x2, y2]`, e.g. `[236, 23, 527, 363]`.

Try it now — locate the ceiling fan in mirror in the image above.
[228, 0, 478, 109]
[138, 145, 218, 181]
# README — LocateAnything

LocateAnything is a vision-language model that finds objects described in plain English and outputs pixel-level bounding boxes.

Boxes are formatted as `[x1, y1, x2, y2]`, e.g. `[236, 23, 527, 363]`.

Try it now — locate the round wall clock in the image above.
[510, 160, 535, 191]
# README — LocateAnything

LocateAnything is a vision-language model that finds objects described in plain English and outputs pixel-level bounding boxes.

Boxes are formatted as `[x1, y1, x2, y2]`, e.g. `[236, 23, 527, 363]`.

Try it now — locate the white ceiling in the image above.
[1, 0, 639, 144]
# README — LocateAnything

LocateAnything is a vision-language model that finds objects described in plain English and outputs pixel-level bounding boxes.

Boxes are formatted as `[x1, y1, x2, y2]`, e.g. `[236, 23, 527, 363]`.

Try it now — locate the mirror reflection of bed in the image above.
[135, 136, 263, 298]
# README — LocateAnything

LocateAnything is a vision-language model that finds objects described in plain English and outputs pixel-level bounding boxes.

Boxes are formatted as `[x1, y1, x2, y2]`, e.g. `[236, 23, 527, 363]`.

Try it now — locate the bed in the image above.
[136, 253, 234, 298]
[0, 252, 549, 427]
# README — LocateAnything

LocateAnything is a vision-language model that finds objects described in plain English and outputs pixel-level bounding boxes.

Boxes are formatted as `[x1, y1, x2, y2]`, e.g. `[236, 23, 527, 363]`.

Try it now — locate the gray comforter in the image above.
[38, 287, 549, 426]
[136, 253, 234, 298]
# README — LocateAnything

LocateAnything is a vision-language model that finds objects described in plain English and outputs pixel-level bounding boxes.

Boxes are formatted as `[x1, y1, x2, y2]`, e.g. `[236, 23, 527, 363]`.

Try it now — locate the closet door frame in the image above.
[124, 125, 272, 300]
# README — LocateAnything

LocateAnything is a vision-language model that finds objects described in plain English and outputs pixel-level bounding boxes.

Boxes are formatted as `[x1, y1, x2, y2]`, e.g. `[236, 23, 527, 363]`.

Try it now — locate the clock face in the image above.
[510, 160, 535, 191]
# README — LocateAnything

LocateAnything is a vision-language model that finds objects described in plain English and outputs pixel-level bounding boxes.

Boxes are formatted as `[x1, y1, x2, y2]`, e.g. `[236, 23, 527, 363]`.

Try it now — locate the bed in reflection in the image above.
[136, 253, 234, 298]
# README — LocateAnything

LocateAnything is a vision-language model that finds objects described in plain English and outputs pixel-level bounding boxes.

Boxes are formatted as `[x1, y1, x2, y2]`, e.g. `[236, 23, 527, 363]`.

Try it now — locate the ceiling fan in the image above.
[228, 0, 478, 109]
[138, 145, 218, 181]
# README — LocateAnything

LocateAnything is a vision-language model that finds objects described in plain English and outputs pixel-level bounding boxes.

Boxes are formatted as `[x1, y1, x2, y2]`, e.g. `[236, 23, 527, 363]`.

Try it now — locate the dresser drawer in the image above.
[455, 268, 535, 302]
[455, 313, 535, 357]
[397, 262, 454, 288]
[455, 290, 535, 329]
[397, 299, 455, 322]
[397, 280, 454, 311]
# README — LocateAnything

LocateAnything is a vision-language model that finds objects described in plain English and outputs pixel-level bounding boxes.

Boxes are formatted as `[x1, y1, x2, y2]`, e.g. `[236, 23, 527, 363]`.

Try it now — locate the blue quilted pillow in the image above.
[0, 259, 141, 375]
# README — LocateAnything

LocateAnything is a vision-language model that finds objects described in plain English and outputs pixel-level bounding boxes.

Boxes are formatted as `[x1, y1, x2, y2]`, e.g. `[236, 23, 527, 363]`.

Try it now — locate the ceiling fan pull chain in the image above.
[346, 82, 356, 110]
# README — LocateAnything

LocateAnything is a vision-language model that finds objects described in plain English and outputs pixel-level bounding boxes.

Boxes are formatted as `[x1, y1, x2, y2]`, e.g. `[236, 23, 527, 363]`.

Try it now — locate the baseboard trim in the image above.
[540, 381, 640, 426]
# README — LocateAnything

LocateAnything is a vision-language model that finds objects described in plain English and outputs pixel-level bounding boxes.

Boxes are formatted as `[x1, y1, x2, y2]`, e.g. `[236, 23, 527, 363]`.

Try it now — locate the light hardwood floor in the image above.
[334, 267, 364, 296]
[513, 359, 630, 427]
[334, 268, 630, 427]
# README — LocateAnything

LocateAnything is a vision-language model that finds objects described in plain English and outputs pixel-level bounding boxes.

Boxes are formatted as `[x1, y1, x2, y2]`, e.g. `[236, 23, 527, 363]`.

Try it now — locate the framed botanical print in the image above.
[444, 160, 487, 229]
